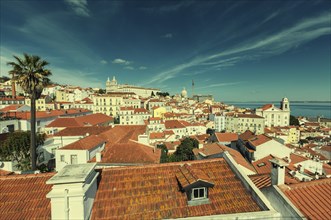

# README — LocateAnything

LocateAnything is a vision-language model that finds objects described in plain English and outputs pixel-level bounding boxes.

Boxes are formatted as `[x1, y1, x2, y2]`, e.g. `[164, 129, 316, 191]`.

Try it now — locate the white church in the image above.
[255, 97, 290, 127]
[105, 76, 160, 98]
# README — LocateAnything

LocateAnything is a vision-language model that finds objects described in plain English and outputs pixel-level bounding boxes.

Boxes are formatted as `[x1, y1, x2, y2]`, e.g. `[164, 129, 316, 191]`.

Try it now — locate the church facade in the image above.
[106, 76, 160, 98]
[255, 97, 290, 127]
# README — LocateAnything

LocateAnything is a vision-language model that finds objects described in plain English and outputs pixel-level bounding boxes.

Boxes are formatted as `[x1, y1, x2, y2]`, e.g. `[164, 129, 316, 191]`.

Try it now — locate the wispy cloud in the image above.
[139, 66, 147, 70]
[100, 60, 108, 64]
[261, 11, 280, 24]
[197, 82, 244, 89]
[143, 12, 331, 86]
[124, 66, 134, 70]
[162, 33, 173, 38]
[64, 0, 90, 17]
[112, 58, 131, 65]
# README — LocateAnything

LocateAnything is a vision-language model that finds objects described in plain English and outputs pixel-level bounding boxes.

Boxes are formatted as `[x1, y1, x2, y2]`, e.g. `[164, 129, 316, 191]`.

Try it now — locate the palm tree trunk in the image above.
[30, 93, 37, 170]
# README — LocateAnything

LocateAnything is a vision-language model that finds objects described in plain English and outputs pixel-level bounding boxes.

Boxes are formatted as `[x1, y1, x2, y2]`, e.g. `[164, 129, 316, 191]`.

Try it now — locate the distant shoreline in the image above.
[223, 101, 331, 104]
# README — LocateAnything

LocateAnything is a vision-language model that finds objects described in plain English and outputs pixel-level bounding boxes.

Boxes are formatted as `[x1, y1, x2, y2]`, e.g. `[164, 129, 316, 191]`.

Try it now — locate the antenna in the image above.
[192, 79, 195, 98]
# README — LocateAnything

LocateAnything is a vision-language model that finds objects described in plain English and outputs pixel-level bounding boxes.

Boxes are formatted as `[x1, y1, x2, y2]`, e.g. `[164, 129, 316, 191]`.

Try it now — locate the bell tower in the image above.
[281, 97, 290, 111]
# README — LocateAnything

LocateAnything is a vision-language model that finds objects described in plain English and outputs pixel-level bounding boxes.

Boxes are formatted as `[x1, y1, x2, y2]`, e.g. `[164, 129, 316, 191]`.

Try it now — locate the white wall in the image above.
[254, 140, 292, 161]
[56, 149, 87, 171]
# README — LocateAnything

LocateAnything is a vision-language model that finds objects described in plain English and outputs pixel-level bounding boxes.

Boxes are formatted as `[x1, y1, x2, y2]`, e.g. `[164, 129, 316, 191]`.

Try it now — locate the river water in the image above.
[226, 102, 331, 118]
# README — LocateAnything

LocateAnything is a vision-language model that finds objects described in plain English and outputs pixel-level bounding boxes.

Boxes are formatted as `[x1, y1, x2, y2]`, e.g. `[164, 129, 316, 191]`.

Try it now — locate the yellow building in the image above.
[287, 127, 300, 144]
[25, 96, 54, 111]
[152, 106, 167, 119]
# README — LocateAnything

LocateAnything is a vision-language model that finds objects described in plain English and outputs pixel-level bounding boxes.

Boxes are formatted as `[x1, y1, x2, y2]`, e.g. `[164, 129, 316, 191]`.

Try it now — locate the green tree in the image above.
[172, 137, 199, 161]
[290, 115, 299, 126]
[7, 53, 52, 170]
[157, 144, 169, 163]
[0, 131, 45, 171]
[99, 89, 106, 94]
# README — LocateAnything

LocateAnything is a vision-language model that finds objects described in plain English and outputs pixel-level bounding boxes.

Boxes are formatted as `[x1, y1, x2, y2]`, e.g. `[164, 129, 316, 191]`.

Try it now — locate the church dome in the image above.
[181, 87, 187, 98]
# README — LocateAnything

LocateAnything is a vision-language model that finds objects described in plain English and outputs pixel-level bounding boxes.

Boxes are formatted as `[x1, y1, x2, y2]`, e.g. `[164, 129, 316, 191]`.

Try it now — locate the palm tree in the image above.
[7, 53, 52, 170]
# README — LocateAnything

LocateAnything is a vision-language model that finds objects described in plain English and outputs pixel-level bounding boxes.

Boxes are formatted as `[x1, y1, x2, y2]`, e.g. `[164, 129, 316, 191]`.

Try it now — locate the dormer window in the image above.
[175, 164, 214, 206]
[192, 187, 207, 200]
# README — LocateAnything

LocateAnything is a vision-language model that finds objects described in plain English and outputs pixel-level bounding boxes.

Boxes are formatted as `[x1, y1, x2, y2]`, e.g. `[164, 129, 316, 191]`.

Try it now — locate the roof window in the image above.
[175, 164, 214, 206]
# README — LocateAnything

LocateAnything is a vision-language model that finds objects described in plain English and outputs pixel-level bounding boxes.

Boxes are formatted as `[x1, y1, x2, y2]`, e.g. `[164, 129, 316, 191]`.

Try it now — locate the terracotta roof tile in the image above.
[239, 130, 256, 141]
[101, 140, 161, 164]
[194, 143, 255, 173]
[46, 113, 113, 127]
[91, 158, 262, 219]
[249, 173, 271, 189]
[280, 178, 331, 220]
[149, 132, 165, 139]
[61, 134, 105, 150]
[290, 153, 309, 164]
[4, 109, 91, 120]
[248, 134, 272, 147]
[260, 104, 273, 111]
[54, 126, 112, 136]
[215, 132, 238, 142]
[0, 173, 54, 219]
[164, 120, 186, 129]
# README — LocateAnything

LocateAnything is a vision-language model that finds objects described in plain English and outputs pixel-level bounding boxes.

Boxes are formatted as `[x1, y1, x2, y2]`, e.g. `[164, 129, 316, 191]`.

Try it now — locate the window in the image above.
[192, 187, 206, 200]
[70, 155, 78, 164]
[60, 155, 65, 162]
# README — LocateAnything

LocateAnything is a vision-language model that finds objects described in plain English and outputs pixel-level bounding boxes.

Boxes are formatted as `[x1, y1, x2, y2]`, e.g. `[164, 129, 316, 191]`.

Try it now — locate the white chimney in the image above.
[96, 152, 102, 162]
[46, 163, 98, 220]
[269, 158, 289, 186]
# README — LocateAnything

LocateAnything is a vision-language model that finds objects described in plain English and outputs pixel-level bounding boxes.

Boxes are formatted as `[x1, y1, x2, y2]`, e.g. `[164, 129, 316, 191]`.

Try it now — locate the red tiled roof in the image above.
[323, 164, 331, 176]
[0, 173, 54, 219]
[290, 153, 308, 164]
[164, 120, 186, 129]
[46, 113, 113, 128]
[280, 178, 331, 220]
[215, 132, 238, 142]
[46, 118, 81, 127]
[149, 132, 165, 139]
[91, 158, 262, 219]
[149, 117, 161, 121]
[134, 108, 149, 113]
[260, 104, 273, 111]
[252, 155, 274, 174]
[0, 169, 13, 176]
[54, 126, 112, 136]
[239, 130, 256, 141]
[249, 173, 271, 189]
[176, 164, 213, 189]
[0, 104, 24, 112]
[164, 141, 180, 150]
[120, 106, 134, 111]
[193, 143, 255, 173]
[99, 125, 146, 144]
[248, 134, 272, 147]
[101, 140, 161, 164]
[4, 109, 91, 120]
[61, 134, 105, 150]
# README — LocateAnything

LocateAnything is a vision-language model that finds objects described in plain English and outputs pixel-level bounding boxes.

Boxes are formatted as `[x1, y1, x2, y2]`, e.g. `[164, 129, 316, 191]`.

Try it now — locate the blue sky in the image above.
[1, 0, 330, 102]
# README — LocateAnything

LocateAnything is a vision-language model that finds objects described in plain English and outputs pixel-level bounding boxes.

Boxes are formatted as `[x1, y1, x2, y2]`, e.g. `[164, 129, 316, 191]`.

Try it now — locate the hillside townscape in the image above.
[1, 73, 330, 219]
[1, 0, 331, 219]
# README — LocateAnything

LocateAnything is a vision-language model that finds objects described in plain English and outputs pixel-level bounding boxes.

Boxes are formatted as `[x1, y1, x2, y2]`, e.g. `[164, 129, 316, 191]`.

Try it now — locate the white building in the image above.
[119, 107, 151, 125]
[255, 97, 290, 127]
[214, 114, 226, 132]
[55, 134, 106, 171]
[105, 76, 160, 98]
